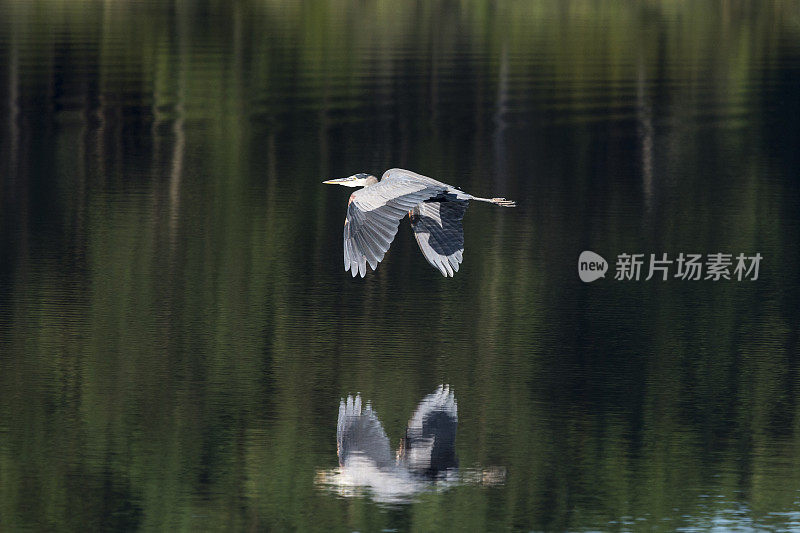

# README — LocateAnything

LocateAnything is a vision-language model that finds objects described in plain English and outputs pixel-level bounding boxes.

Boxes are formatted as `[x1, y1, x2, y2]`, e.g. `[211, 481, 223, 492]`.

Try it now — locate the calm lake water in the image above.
[2, 1, 800, 531]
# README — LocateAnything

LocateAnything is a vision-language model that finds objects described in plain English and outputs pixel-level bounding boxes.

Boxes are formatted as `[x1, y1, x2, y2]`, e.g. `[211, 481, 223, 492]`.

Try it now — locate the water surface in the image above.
[1, 1, 800, 531]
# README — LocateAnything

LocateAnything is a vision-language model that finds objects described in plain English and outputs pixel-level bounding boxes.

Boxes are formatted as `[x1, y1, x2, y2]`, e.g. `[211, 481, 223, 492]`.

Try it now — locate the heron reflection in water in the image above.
[316, 385, 505, 503]
[324, 168, 515, 277]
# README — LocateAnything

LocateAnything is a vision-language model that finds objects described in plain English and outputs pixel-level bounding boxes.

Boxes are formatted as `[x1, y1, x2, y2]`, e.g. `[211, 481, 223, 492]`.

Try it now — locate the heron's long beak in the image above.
[323, 177, 349, 184]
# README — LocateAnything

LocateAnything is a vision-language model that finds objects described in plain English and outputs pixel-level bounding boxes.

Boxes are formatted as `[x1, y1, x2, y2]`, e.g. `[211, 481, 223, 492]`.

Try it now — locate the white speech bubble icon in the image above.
[578, 251, 608, 282]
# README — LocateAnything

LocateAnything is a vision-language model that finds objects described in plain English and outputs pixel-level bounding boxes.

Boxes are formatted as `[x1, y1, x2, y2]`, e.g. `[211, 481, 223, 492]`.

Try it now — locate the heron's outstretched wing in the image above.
[337, 395, 393, 469]
[402, 385, 458, 475]
[410, 200, 468, 277]
[344, 174, 447, 277]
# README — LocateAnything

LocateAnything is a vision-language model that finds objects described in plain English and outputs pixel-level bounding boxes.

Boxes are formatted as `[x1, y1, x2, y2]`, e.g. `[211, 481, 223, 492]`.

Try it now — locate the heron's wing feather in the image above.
[410, 200, 468, 277]
[344, 175, 447, 277]
[403, 385, 458, 473]
[337, 395, 393, 468]
[381, 168, 465, 193]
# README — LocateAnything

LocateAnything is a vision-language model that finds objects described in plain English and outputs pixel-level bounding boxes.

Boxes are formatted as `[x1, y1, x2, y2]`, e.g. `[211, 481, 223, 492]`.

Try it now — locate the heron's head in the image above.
[323, 173, 377, 188]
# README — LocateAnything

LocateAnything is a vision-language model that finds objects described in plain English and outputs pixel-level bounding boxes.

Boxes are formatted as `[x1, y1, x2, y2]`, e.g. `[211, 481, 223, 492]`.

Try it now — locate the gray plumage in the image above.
[399, 385, 459, 476]
[337, 385, 458, 478]
[337, 395, 393, 469]
[324, 168, 515, 277]
[410, 200, 468, 277]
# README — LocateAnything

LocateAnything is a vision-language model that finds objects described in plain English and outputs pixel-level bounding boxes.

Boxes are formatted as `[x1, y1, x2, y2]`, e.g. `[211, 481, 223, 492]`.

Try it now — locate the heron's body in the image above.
[324, 168, 515, 277]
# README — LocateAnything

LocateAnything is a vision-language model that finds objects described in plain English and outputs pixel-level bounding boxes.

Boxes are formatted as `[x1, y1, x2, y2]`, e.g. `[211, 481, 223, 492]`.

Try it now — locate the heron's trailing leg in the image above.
[472, 196, 516, 208]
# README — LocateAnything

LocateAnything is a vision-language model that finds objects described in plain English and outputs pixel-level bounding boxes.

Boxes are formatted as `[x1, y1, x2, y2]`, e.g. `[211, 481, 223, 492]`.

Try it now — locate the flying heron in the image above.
[324, 168, 515, 277]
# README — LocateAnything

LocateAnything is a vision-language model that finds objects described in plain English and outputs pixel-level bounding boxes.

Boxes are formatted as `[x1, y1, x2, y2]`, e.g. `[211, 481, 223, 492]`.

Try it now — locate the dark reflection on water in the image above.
[1, 0, 800, 531]
[316, 385, 506, 505]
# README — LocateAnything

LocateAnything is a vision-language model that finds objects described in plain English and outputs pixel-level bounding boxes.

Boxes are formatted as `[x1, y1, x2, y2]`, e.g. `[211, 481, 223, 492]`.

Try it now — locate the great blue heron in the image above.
[324, 168, 515, 277]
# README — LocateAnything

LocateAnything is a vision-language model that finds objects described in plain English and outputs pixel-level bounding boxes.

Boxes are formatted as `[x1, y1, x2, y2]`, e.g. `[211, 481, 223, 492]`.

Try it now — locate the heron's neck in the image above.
[363, 176, 379, 187]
